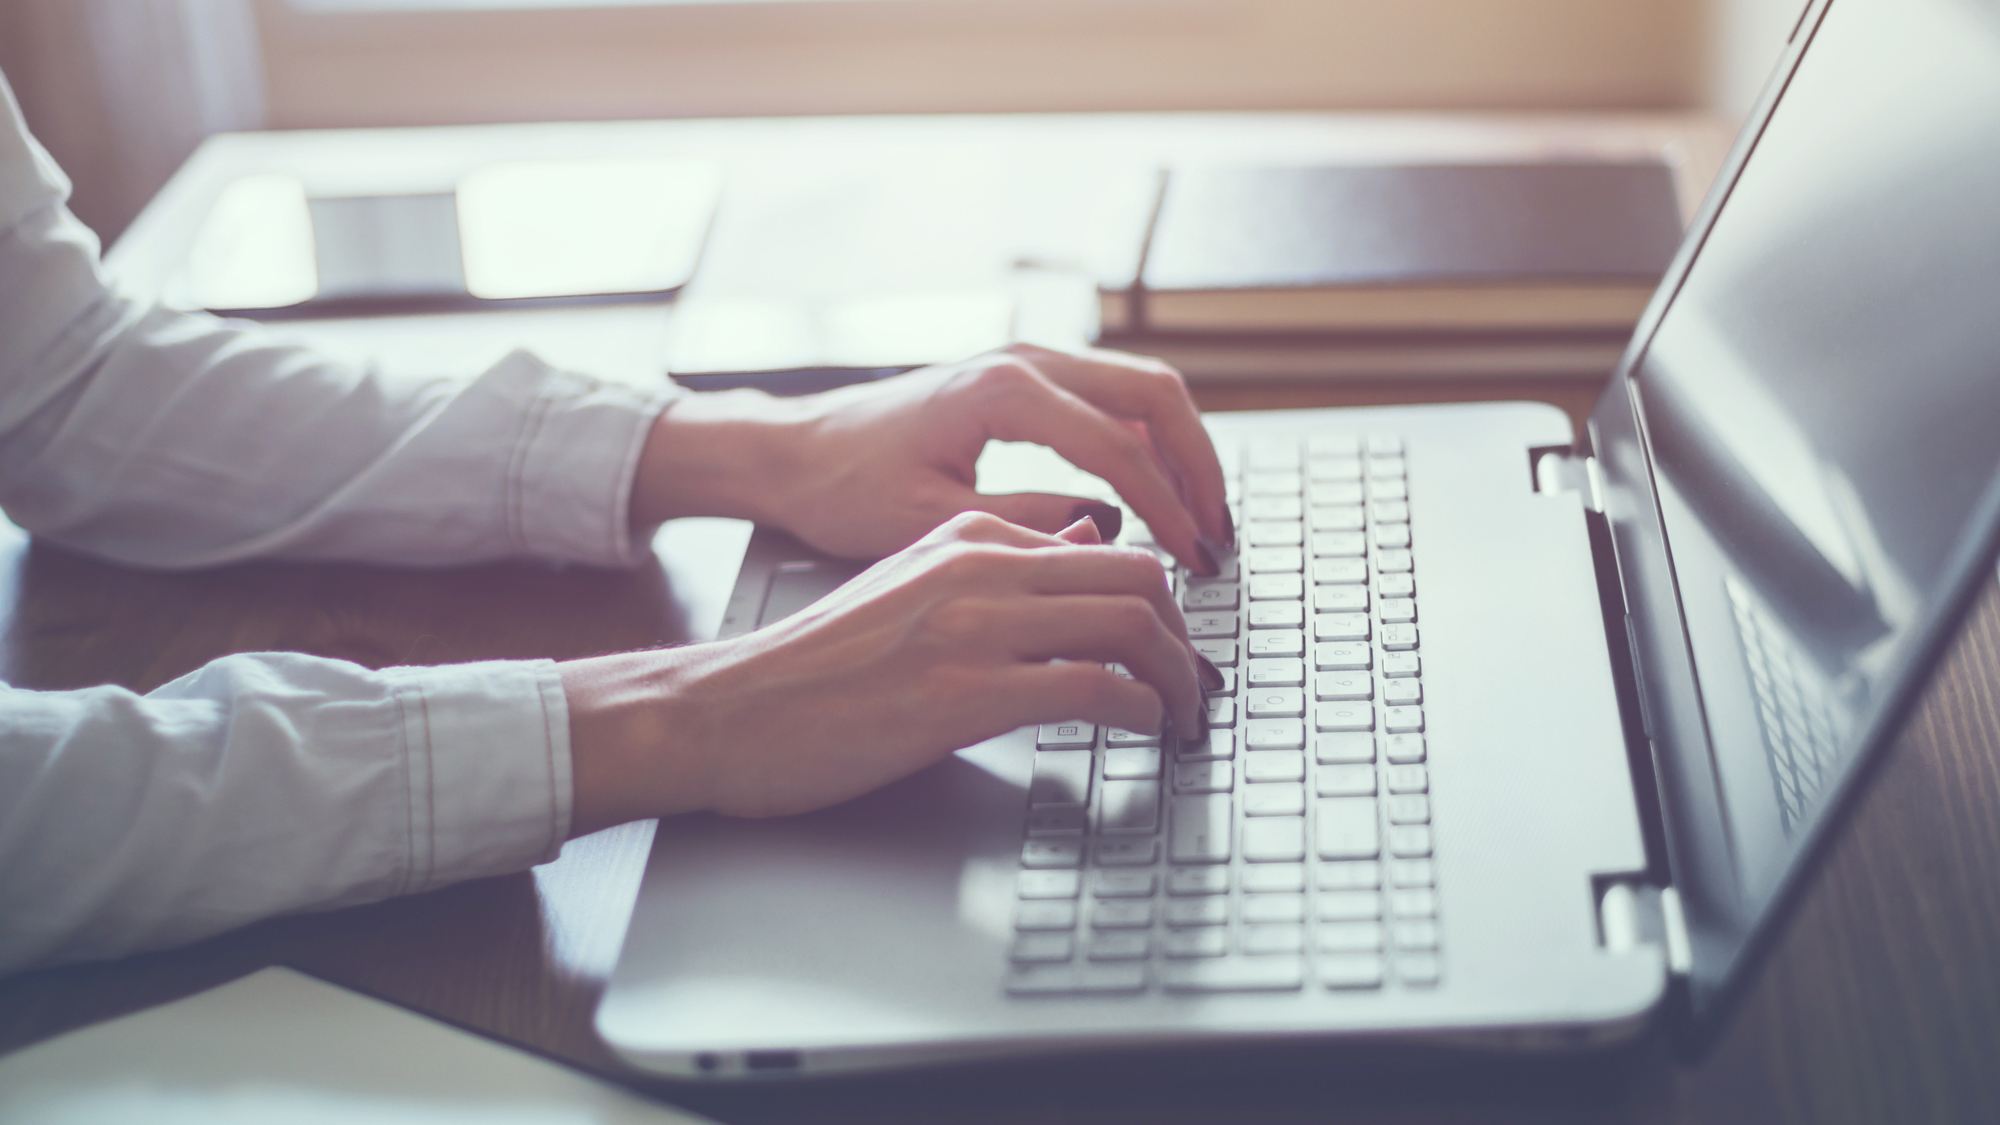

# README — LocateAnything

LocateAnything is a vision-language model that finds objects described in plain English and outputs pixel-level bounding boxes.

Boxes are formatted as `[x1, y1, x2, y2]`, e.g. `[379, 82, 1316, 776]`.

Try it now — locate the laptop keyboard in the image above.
[1726, 576, 1850, 835]
[1007, 432, 1442, 997]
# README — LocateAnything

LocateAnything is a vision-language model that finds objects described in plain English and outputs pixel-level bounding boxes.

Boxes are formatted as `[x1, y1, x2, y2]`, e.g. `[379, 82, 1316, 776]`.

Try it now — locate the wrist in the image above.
[561, 647, 722, 836]
[628, 389, 808, 529]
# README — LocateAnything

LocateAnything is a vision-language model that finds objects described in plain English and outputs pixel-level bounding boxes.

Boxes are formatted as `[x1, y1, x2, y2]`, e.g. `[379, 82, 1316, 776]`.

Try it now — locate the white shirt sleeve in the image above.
[0, 72, 676, 972]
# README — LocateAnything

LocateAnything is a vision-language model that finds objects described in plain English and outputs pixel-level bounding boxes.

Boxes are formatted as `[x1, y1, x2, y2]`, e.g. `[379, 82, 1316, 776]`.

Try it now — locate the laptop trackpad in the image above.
[759, 559, 863, 626]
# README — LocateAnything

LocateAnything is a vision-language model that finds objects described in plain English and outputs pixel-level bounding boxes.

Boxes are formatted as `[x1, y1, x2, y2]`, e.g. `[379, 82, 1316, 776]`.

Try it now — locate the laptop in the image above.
[597, 0, 2000, 1078]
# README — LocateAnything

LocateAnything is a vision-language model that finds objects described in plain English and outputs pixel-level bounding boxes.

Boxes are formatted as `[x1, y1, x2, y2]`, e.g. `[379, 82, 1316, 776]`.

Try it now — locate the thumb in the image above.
[965, 492, 1124, 541]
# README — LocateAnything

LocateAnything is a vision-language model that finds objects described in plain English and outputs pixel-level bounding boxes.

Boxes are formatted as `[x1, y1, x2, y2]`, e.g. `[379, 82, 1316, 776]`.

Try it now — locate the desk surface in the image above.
[5, 111, 1998, 1125]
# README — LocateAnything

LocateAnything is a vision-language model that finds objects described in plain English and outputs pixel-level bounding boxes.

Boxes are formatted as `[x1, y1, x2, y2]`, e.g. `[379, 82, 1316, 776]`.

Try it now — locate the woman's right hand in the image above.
[559, 511, 1206, 834]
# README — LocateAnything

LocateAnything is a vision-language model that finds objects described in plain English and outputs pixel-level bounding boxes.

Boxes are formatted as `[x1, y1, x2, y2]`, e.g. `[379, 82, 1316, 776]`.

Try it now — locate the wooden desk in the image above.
[5, 112, 1998, 1125]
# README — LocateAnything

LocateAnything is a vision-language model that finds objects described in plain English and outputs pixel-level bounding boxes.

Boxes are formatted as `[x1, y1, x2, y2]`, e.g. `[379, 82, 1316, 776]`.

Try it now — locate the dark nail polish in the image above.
[1221, 502, 1237, 550]
[1193, 537, 1220, 578]
[1068, 501, 1122, 542]
[1195, 652, 1225, 693]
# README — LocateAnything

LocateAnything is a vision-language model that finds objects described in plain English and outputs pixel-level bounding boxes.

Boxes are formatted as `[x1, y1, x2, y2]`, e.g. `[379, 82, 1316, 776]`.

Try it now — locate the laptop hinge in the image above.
[1598, 882, 1693, 976]
[1532, 447, 1605, 513]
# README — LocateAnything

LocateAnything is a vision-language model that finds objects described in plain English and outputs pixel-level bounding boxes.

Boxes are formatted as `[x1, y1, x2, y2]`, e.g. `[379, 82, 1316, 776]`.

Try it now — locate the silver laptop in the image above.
[597, 0, 2000, 1078]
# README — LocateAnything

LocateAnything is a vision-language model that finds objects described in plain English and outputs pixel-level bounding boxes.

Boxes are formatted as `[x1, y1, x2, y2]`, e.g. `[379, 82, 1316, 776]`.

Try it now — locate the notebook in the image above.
[596, 0, 2000, 1077]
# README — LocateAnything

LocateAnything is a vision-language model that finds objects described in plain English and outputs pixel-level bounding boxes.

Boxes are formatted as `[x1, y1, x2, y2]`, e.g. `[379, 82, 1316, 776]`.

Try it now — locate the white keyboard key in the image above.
[1241, 893, 1306, 924]
[1175, 727, 1236, 761]
[1168, 866, 1230, 896]
[1242, 816, 1307, 862]
[1246, 658, 1306, 687]
[1247, 521, 1305, 547]
[1248, 602, 1305, 629]
[1317, 860, 1382, 890]
[1205, 697, 1237, 727]
[1174, 761, 1233, 794]
[1077, 963, 1149, 994]
[1036, 722, 1097, 750]
[1384, 733, 1426, 763]
[1368, 455, 1406, 479]
[1098, 780, 1162, 835]
[1378, 572, 1415, 597]
[1243, 719, 1307, 750]
[1093, 870, 1157, 898]
[1312, 557, 1368, 585]
[1246, 629, 1306, 658]
[1311, 531, 1367, 558]
[1382, 651, 1421, 677]
[1366, 434, 1402, 456]
[1164, 957, 1304, 993]
[1319, 953, 1386, 990]
[1307, 458, 1363, 484]
[1383, 679, 1422, 706]
[1399, 952, 1442, 987]
[1317, 921, 1384, 953]
[1245, 495, 1303, 521]
[1371, 500, 1410, 524]
[1389, 824, 1435, 857]
[1187, 612, 1241, 638]
[1170, 795, 1233, 863]
[1248, 573, 1305, 601]
[1242, 863, 1306, 893]
[1379, 597, 1417, 623]
[1314, 586, 1369, 614]
[1316, 890, 1383, 921]
[1376, 549, 1413, 573]
[1391, 888, 1440, 918]
[1384, 706, 1425, 733]
[1025, 807, 1087, 837]
[1105, 726, 1162, 748]
[1313, 643, 1371, 671]
[1165, 897, 1230, 927]
[1241, 924, 1306, 955]
[1183, 583, 1239, 611]
[1308, 433, 1361, 457]
[1005, 964, 1078, 994]
[1245, 688, 1305, 718]
[1089, 932, 1152, 961]
[1370, 477, 1408, 501]
[1316, 797, 1381, 859]
[1387, 793, 1431, 825]
[1314, 613, 1370, 642]
[1381, 623, 1419, 650]
[1317, 763, 1377, 797]
[1316, 702, 1376, 732]
[1192, 638, 1239, 667]
[1246, 546, 1304, 573]
[1017, 870, 1082, 899]
[1094, 837, 1160, 866]
[1390, 858, 1436, 886]
[1395, 920, 1441, 949]
[1092, 900, 1156, 929]
[1021, 839, 1083, 868]
[1009, 933, 1074, 963]
[1029, 750, 1093, 808]
[1374, 524, 1412, 550]
[1243, 782, 1306, 817]
[1103, 746, 1162, 779]
[1016, 901, 1079, 931]
[1315, 672, 1374, 702]
[1316, 731, 1376, 764]
[1385, 763, 1429, 793]
[1163, 929, 1229, 959]
[1247, 440, 1300, 469]
[1245, 471, 1302, 496]
[1243, 750, 1307, 783]
[1311, 505, 1365, 532]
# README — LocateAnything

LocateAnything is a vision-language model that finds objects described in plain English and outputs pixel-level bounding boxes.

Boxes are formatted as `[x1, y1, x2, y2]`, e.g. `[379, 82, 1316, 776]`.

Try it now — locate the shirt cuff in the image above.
[499, 350, 678, 568]
[381, 658, 573, 893]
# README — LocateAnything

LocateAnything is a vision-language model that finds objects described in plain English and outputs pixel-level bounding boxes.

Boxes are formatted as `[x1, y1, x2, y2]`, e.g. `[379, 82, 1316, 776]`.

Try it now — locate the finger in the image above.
[989, 661, 1167, 735]
[1008, 343, 1232, 551]
[967, 359, 1216, 576]
[992, 596, 1203, 732]
[1019, 545, 1183, 638]
[950, 491, 1123, 541]
[1055, 517, 1102, 545]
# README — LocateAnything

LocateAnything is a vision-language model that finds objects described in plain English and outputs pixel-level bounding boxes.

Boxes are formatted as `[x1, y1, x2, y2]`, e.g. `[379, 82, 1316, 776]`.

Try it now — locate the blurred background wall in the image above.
[0, 0, 1806, 246]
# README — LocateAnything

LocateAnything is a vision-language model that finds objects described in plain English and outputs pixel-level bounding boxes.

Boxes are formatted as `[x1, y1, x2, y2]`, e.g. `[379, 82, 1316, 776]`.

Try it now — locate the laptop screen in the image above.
[1614, 0, 2000, 1023]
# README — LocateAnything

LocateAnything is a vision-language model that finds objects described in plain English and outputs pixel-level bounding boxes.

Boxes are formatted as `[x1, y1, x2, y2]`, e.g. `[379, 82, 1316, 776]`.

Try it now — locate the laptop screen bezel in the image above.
[1584, 0, 2000, 1058]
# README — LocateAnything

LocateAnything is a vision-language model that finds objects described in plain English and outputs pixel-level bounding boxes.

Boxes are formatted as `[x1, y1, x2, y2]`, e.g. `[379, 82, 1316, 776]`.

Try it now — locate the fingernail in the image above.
[1193, 538, 1220, 578]
[1220, 503, 1237, 550]
[1195, 652, 1225, 693]
[1068, 501, 1122, 542]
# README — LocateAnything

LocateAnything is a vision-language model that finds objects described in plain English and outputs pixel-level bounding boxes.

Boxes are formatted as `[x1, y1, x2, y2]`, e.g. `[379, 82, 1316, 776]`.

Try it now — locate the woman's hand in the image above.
[560, 513, 1204, 833]
[629, 343, 1234, 576]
